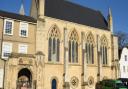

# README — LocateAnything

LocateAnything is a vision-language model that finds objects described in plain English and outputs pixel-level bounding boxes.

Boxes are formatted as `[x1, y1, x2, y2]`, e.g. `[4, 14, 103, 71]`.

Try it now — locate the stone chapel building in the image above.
[0, 0, 119, 89]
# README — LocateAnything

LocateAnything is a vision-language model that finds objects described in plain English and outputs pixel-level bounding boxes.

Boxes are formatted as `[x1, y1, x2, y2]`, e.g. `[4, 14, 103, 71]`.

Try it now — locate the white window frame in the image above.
[18, 44, 28, 54]
[123, 66, 126, 73]
[19, 22, 28, 37]
[125, 55, 127, 61]
[4, 19, 14, 35]
[2, 42, 12, 59]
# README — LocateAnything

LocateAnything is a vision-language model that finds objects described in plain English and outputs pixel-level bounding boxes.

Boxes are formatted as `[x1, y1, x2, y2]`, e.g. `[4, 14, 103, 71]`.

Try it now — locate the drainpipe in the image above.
[1, 17, 5, 89]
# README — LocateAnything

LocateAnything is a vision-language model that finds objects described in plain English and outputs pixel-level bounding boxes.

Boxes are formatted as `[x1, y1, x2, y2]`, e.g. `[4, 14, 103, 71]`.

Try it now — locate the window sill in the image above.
[47, 61, 63, 65]
[102, 65, 110, 67]
[20, 36, 28, 38]
[69, 63, 80, 66]
[1, 56, 9, 60]
[4, 33, 13, 36]
[87, 64, 97, 67]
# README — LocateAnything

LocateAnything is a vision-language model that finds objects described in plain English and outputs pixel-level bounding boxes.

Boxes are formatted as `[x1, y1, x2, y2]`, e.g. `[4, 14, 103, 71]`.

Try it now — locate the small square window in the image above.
[19, 22, 28, 37]
[19, 44, 28, 54]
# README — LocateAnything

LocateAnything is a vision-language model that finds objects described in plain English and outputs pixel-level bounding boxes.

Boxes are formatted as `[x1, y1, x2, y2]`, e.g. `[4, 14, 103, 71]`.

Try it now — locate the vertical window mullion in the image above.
[55, 38, 57, 61]
[53, 38, 56, 54]
[51, 38, 53, 61]
[69, 41, 71, 62]
[105, 47, 107, 64]
[92, 44, 94, 64]
[76, 42, 78, 63]
[86, 44, 89, 64]
[57, 39, 60, 62]
[90, 44, 92, 64]
[74, 41, 76, 62]
[88, 44, 90, 64]
[103, 46, 105, 64]
[48, 38, 52, 61]
[104, 46, 106, 64]
[71, 41, 72, 62]
[85, 44, 87, 63]
[89, 44, 91, 64]
[72, 41, 74, 63]
[102, 46, 103, 64]
[101, 46, 103, 64]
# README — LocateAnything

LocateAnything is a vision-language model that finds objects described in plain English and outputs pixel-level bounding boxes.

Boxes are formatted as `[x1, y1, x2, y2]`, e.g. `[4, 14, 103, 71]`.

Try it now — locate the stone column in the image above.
[37, 65, 42, 89]
[99, 52, 103, 81]
[97, 35, 102, 81]
[63, 28, 70, 89]
[35, 52, 45, 89]
[84, 49, 88, 82]
[81, 32, 88, 89]
[39, 0, 45, 18]
[4, 58, 17, 89]
[113, 36, 119, 79]
[4, 60, 11, 89]
[82, 32, 88, 82]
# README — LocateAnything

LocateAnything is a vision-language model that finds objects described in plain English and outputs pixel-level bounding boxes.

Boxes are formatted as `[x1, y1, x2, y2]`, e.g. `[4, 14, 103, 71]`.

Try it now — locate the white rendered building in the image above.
[119, 47, 128, 78]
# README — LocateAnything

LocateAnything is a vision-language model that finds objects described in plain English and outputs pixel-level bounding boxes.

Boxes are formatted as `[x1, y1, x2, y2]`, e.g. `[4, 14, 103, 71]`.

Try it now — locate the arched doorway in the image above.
[52, 79, 57, 89]
[17, 68, 32, 89]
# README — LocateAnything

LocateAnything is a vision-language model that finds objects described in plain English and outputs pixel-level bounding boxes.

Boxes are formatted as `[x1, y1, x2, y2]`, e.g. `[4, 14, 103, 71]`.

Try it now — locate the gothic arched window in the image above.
[86, 33, 94, 64]
[48, 25, 60, 62]
[69, 30, 78, 63]
[101, 36, 108, 65]
[51, 79, 57, 89]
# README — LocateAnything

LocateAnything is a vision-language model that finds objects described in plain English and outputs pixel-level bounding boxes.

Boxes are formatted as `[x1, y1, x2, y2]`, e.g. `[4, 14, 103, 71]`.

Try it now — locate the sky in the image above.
[0, 0, 127, 34]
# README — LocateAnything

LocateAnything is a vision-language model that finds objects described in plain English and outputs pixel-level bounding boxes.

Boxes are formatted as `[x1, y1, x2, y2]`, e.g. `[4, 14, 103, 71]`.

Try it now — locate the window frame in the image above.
[100, 36, 108, 66]
[2, 42, 12, 59]
[19, 22, 28, 37]
[18, 44, 28, 54]
[86, 43, 94, 64]
[51, 79, 57, 89]
[4, 19, 14, 35]
[69, 40, 78, 63]
[48, 37, 60, 62]
[125, 55, 127, 61]
[123, 66, 126, 73]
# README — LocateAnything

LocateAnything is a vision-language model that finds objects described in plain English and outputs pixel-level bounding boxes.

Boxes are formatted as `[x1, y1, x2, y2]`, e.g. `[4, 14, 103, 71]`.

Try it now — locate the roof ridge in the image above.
[0, 9, 27, 17]
[65, 0, 100, 13]
[0, 9, 36, 23]
[45, 0, 108, 30]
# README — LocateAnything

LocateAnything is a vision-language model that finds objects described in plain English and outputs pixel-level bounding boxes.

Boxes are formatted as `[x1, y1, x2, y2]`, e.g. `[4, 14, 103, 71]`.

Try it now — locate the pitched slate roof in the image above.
[45, 0, 109, 30]
[0, 10, 36, 23]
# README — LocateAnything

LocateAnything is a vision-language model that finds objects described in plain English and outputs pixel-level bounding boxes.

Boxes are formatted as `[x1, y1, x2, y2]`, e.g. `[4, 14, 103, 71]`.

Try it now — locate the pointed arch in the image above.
[48, 24, 60, 62]
[69, 29, 79, 42]
[100, 35, 108, 46]
[68, 29, 79, 63]
[48, 24, 61, 39]
[100, 35, 108, 65]
[85, 32, 95, 64]
[85, 32, 95, 44]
